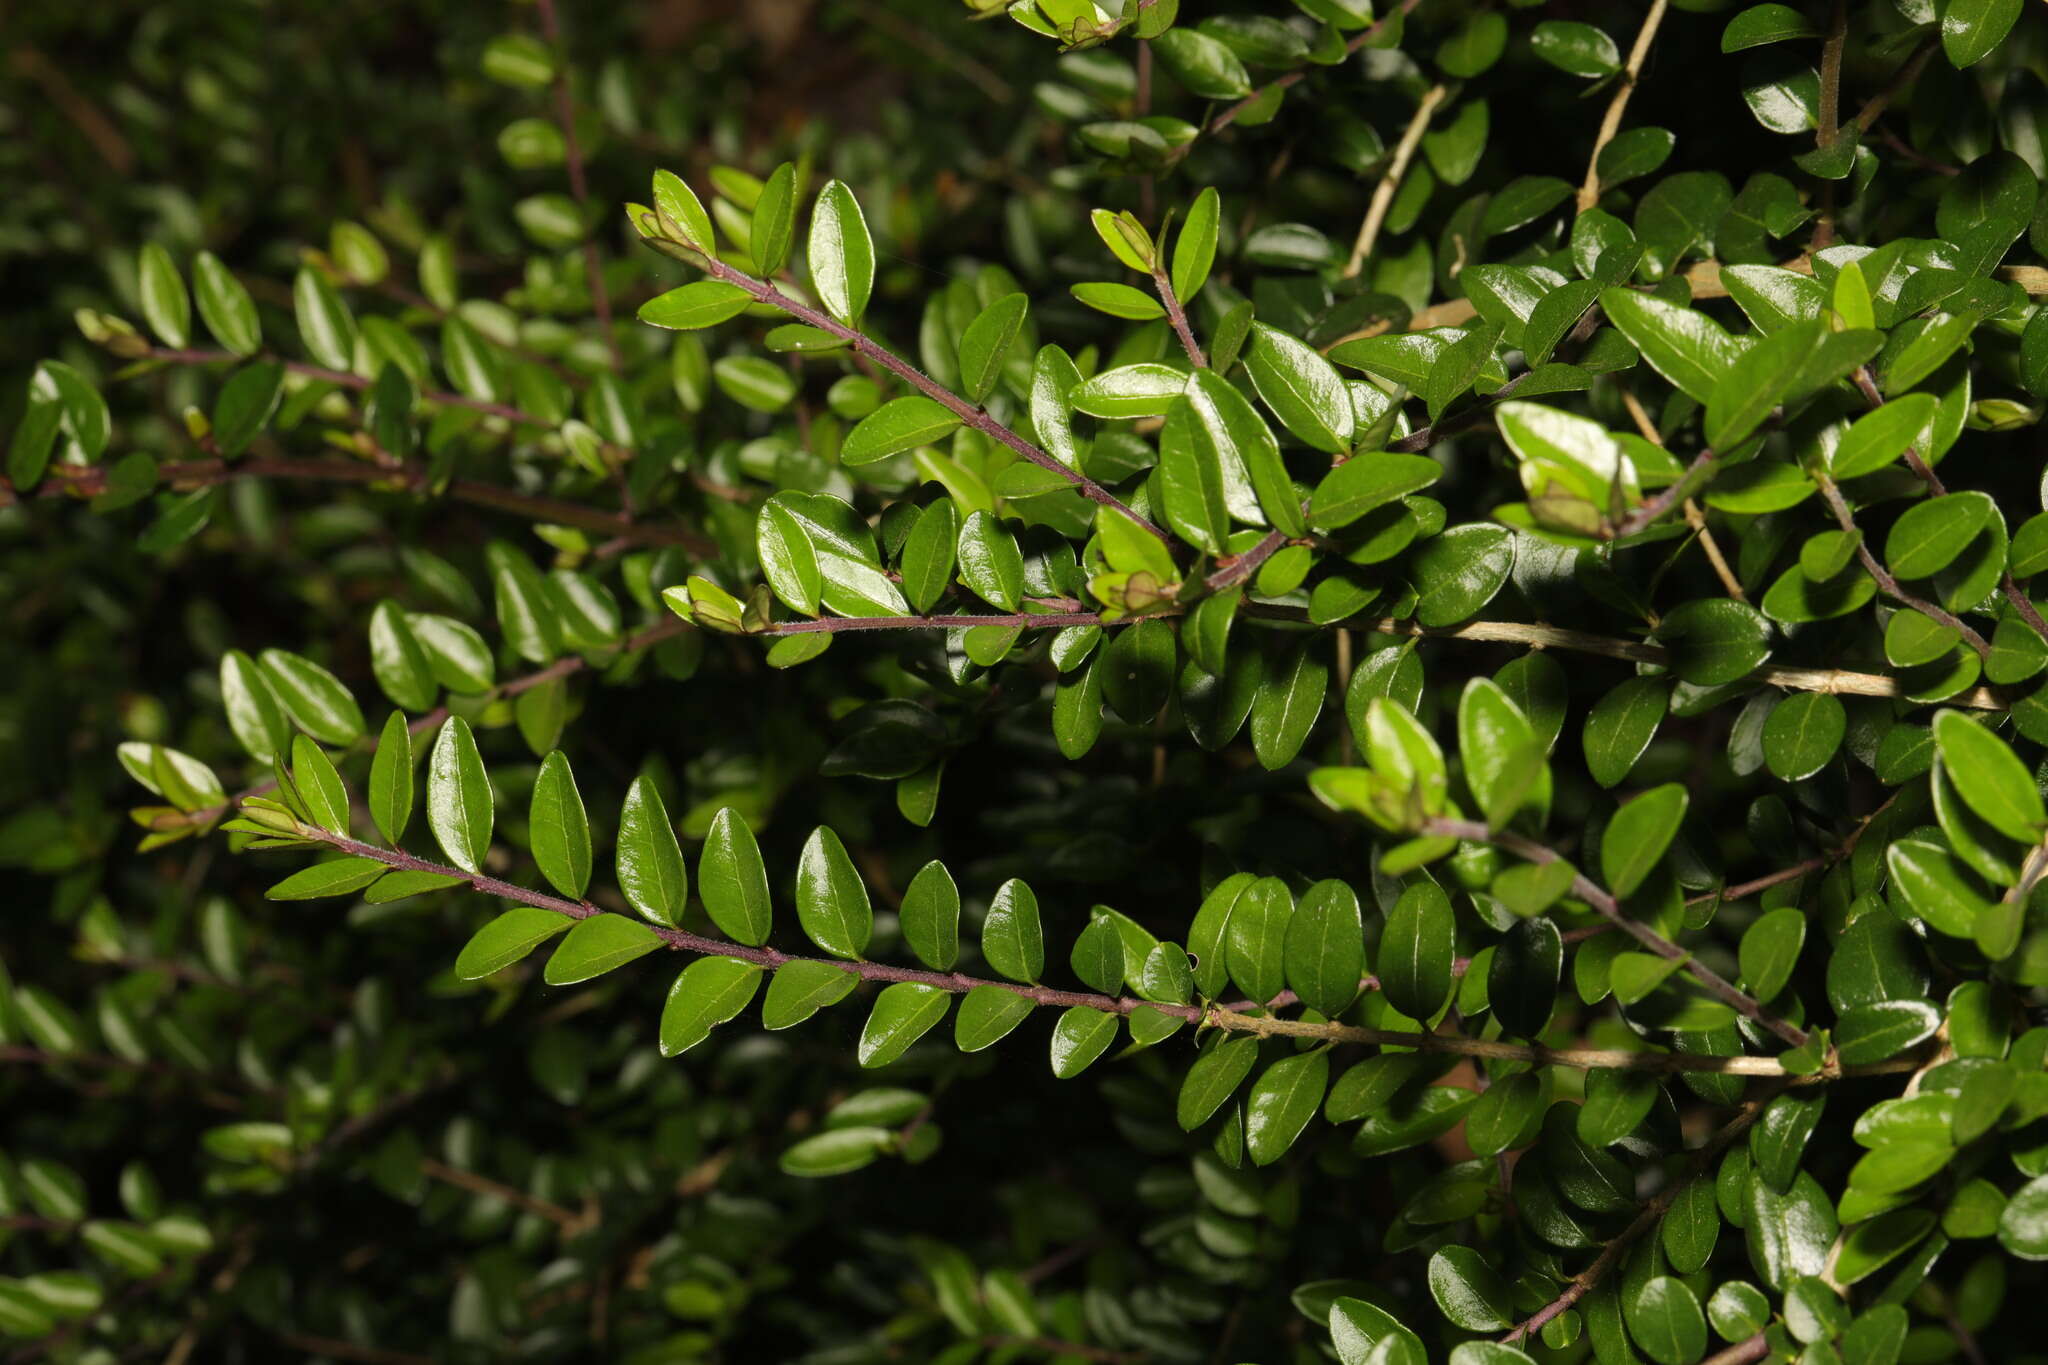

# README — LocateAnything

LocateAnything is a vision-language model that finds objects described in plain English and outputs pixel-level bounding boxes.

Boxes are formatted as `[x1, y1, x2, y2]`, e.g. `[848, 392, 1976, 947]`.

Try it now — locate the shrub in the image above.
[6, 0, 2048, 1360]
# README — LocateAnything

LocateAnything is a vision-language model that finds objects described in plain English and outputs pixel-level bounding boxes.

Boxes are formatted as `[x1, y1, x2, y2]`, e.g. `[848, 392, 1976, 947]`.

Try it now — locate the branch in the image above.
[12, 455, 707, 552]
[1504, 1090, 1777, 1343]
[673, 250, 1170, 543]
[145, 348, 542, 427]
[533, 0, 619, 368]
[1816, 0, 1848, 150]
[1344, 83, 1446, 279]
[1151, 265, 1206, 368]
[259, 821, 1935, 1081]
[1854, 36, 1938, 134]
[416, 1156, 583, 1230]
[1814, 471, 1993, 660]
[1576, 0, 1670, 213]
[1423, 818, 1810, 1049]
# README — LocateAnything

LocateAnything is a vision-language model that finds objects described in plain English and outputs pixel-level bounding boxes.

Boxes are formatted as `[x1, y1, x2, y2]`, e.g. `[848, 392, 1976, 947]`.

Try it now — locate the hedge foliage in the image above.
[7, 0, 2048, 1361]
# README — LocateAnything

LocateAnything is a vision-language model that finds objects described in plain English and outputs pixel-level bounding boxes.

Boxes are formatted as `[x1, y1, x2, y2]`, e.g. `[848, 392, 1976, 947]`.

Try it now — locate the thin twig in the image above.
[1345, 84, 1445, 279]
[1814, 471, 1992, 660]
[256, 822, 1932, 1081]
[1577, 0, 1669, 213]
[417, 1157, 583, 1229]
[1504, 1092, 1780, 1343]
[142, 348, 544, 427]
[658, 245, 1170, 543]
[1423, 818, 1810, 1048]
[1152, 265, 1206, 368]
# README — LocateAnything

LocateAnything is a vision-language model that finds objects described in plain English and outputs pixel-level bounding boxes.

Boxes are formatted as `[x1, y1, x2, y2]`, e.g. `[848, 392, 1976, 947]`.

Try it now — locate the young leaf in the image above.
[750, 162, 797, 276]
[290, 734, 349, 837]
[137, 244, 191, 348]
[1170, 187, 1221, 305]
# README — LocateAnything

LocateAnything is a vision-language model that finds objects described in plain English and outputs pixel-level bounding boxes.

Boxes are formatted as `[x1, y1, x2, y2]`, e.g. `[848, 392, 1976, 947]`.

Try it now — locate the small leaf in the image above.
[858, 983, 951, 1067]
[427, 717, 493, 874]
[1171, 187, 1221, 304]
[368, 711, 414, 846]
[809, 180, 875, 328]
[700, 806, 771, 946]
[1933, 710, 2045, 842]
[544, 914, 662, 984]
[796, 825, 872, 959]
[982, 878, 1043, 983]
[1428, 1246, 1514, 1332]
[1246, 1050, 1331, 1166]
[901, 861, 961, 971]
[530, 751, 591, 899]
[1380, 881, 1455, 1021]
[954, 985, 1034, 1052]
[660, 957, 763, 1056]
[1601, 784, 1688, 898]
[958, 293, 1028, 404]
[454, 906, 572, 979]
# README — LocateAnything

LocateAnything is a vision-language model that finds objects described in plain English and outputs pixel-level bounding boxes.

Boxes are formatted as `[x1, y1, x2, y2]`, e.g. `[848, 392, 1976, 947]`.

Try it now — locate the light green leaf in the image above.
[659, 956, 763, 1056]
[1601, 784, 1688, 897]
[543, 914, 662, 985]
[454, 906, 572, 979]
[427, 717, 492, 874]
[530, 751, 591, 899]
[796, 825, 872, 959]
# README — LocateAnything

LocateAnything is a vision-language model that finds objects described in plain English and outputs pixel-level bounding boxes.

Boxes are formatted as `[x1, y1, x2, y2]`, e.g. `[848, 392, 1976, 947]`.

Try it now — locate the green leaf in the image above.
[266, 856, 387, 901]
[843, 395, 961, 465]
[699, 806, 770, 946]
[1245, 323, 1354, 454]
[954, 984, 1034, 1052]
[427, 717, 493, 874]
[796, 825, 872, 959]
[652, 169, 716, 253]
[293, 266, 358, 372]
[1330, 1296, 1429, 1365]
[779, 1126, 891, 1177]
[1225, 876, 1293, 1004]
[1157, 394, 1232, 554]
[137, 243, 191, 348]
[1599, 288, 1742, 403]
[258, 649, 366, 745]
[1285, 879, 1364, 1015]
[750, 162, 797, 276]
[1943, 0, 2022, 67]
[1998, 1174, 2048, 1259]
[1427, 1246, 1513, 1332]
[1186, 368, 1300, 535]
[1380, 880, 1455, 1020]
[1704, 320, 1820, 448]
[1069, 281, 1164, 320]
[1739, 905, 1806, 1001]
[1411, 525, 1515, 628]
[761, 958, 859, 1030]
[1048, 1006, 1118, 1078]
[638, 280, 754, 330]
[756, 499, 822, 616]
[956, 510, 1024, 611]
[1625, 1277, 1707, 1365]
[368, 711, 414, 846]
[1171, 187, 1221, 304]
[958, 292, 1027, 404]
[1886, 838, 1989, 939]
[659, 956, 763, 1056]
[1582, 677, 1668, 789]
[1887, 493, 1996, 580]
[1490, 917, 1562, 1038]
[1933, 710, 2046, 841]
[1656, 599, 1772, 685]
[982, 878, 1043, 983]
[454, 906, 572, 979]
[1309, 454, 1442, 531]
[1601, 784, 1688, 897]
[530, 751, 591, 900]
[900, 860, 961, 971]
[1177, 1034, 1259, 1130]
[290, 734, 349, 836]
[809, 180, 875, 327]
[1833, 394, 1939, 478]
[1762, 691, 1846, 781]
[1531, 20, 1620, 75]
[1250, 642, 1327, 770]
[1071, 362, 1187, 419]
[1246, 1049, 1330, 1166]
[193, 251, 262, 356]
[543, 914, 662, 984]
[1835, 999, 1941, 1065]
[858, 983, 951, 1067]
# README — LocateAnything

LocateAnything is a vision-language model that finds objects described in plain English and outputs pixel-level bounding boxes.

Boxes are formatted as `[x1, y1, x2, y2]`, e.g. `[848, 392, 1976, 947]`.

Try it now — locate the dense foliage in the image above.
[7, 0, 2048, 1360]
